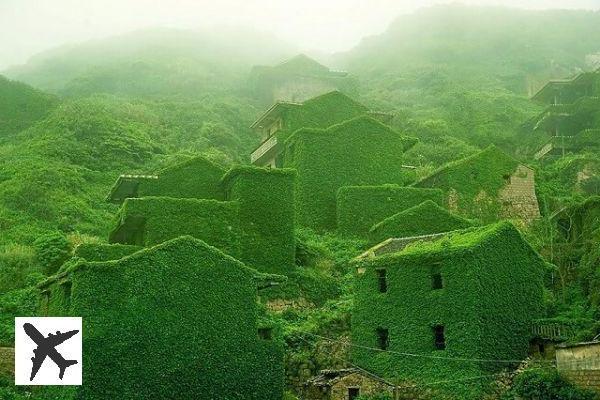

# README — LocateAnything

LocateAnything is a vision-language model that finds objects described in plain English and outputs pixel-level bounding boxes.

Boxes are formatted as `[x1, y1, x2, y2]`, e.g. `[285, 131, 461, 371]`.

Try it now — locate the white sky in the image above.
[1, 0, 599, 70]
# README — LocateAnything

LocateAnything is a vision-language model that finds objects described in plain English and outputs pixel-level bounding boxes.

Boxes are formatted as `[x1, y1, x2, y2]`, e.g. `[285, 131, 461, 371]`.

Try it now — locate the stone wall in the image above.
[557, 342, 600, 393]
[498, 165, 541, 223]
[330, 372, 395, 400]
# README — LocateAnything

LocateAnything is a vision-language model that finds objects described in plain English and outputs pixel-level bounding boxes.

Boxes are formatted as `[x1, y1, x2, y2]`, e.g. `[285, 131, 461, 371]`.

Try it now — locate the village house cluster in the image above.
[34, 56, 599, 399]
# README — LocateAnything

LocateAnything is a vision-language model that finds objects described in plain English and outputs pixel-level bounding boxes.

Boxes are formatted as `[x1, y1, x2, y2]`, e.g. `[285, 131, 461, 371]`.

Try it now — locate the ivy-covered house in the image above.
[368, 200, 476, 244]
[107, 156, 226, 204]
[249, 54, 355, 105]
[351, 222, 545, 398]
[250, 91, 392, 167]
[531, 68, 600, 159]
[413, 145, 540, 223]
[108, 165, 296, 274]
[38, 236, 285, 400]
[283, 116, 416, 231]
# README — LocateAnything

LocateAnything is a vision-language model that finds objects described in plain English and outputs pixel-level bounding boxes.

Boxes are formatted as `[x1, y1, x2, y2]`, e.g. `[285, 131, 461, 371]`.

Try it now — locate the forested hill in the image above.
[335, 5, 600, 154]
[0, 76, 57, 138]
[3, 28, 294, 97]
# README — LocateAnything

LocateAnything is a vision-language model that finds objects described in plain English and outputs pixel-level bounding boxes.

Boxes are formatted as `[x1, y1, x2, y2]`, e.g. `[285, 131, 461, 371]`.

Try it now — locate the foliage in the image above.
[33, 232, 72, 275]
[414, 146, 521, 221]
[368, 200, 476, 244]
[136, 156, 225, 200]
[509, 368, 598, 400]
[284, 116, 416, 231]
[109, 197, 242, 258]
[0, 75, 57, 139]
[352, 222, 545, 399]
[40, 236, 284, 399]
[0, 286, 40, 346]
[337, 185, 444, 238]
[74, 243, 142, 262]
[222, 166, 296, 274]
[0, 244, 37, 293]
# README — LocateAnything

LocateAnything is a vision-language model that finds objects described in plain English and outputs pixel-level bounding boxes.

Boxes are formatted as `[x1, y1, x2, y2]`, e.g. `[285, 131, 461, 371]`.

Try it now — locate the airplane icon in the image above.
[23, 323, 79, 381]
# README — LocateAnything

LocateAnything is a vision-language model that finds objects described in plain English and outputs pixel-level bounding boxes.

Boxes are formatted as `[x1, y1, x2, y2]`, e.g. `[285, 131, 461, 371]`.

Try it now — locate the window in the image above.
[258, 328, 273, 340]
[376, 269, 387, 293]
[431, 262, 443, 290]
[376, 328, 389, 351]
[61, 281, 72, 308]
[503, 173, 511, 184]
[431, 273, 443, 290]
[348, 387, 360, 400]
[433, 325, 446, 350]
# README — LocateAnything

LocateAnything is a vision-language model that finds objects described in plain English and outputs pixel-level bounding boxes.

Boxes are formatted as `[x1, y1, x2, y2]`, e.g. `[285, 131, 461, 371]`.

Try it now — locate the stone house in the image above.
[303, 368, 396, 400]
[37, 236, 285, 400]
[249, 54, 354, 105]
[556, 341, 600, 394]
[414, 146, 540, 223]
[351, 222, 545, 397]
[250, 91, 392, 168]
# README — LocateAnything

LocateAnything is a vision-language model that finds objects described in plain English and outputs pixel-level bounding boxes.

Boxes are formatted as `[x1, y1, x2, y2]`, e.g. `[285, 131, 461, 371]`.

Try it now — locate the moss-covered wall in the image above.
[337, 185, 444, 238]
[222, 166, 296, 274]
[414, 146, 522, 222]
[41, 237, 284, 400]
[108, 197, 241, 258]
[74, 243, 142, 262]
[368, 200, 475, 244]
[351, 223, 544, 398]
[284, 116, 417, 232]
[138, 156, 225, 200]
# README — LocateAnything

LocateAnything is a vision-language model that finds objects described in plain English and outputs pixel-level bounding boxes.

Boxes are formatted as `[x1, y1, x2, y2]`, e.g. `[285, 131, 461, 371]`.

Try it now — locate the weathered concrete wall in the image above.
[499, 165, 541, 223]
[0, 347, 15, 381]
[557, 342, 600, 393]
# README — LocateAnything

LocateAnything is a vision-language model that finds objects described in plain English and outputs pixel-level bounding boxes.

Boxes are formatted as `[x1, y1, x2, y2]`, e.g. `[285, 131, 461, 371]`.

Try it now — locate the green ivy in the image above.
[351, 222, 545, 399]
[337, 185, 444, 238]
[39, 236, 284, 400]
[368, 200, 476, 244]
[74, 243, 142, 262]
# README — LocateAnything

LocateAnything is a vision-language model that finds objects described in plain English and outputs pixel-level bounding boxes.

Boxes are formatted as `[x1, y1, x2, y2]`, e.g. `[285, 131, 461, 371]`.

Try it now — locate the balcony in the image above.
[250, 135, 279, 166]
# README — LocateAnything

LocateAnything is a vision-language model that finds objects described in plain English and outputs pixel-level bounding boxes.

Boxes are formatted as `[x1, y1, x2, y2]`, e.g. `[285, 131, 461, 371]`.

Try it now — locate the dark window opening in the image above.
[348, 387, 360, 400]
[538, 342, 545, 355]
[376, 327, 389, 351]
[61, 281, 72, 308]
[434, 325, 446, 350]
[503, 174, 511, 184]
[432, 273, 443, 289]
[376, 269, 387, 293]
[258, 328, 273, 340]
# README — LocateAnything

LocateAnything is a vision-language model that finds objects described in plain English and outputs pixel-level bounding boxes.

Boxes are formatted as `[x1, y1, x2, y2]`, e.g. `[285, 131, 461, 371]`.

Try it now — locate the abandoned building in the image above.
[531, 67, 600, 159]
[302, 368, 396, 400]
[107, 159, 296, 274]
[368, 200, 476, 244]
[351, 222, 545, 395]
[414, 145, 541, 223]
[283, 116, 416, 231]
[37, 236, 285, 400]
[250, 90, 392, 167]
[107, 156, 226, 204]
[249, 54, 355, 105]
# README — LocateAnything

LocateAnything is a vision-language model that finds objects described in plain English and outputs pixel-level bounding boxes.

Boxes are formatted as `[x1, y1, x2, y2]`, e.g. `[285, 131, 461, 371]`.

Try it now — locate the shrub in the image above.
[511, 368, 598, 400]
[33, 232, 72, 275]
[0, 244, 37, 292]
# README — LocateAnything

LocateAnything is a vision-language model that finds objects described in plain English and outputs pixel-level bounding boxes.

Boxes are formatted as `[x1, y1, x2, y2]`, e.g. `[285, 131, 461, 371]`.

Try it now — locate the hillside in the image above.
[3, 28, 294, 97]
[0, 76, 57, 139]
[336, 5, 600, 153]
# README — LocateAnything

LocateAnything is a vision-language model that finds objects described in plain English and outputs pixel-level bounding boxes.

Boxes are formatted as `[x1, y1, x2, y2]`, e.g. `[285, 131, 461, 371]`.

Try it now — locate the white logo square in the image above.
[15, 317, 82, 385]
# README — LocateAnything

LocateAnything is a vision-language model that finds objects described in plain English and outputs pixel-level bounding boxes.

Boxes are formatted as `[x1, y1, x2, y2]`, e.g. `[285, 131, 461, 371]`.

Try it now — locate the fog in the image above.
[1, 0, 599, 70]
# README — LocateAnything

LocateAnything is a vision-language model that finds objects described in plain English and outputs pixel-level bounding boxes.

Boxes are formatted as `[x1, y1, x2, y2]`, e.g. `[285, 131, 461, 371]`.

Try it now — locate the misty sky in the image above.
[1, 0, 600, 70]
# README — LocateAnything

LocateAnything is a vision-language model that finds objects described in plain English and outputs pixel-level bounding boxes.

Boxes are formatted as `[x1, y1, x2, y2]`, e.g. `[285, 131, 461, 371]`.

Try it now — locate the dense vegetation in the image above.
[1, 4, 600, 400]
